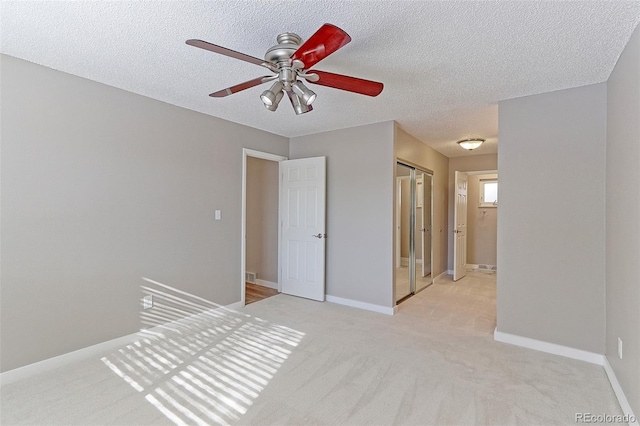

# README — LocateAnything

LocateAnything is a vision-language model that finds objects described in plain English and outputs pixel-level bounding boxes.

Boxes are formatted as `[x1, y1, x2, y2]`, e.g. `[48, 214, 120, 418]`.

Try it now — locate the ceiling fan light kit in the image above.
[186, 23, 383, 115]
[264, 90, 284, 112]
[288, 90, 313, 115]
[457, 138, 485, 150]
[291, 81, 316, 106]
[261, 81, 283, 106]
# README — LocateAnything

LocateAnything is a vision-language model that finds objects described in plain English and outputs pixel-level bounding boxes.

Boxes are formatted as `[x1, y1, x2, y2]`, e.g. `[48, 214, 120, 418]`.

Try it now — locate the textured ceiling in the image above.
[2, 1, 639, 157]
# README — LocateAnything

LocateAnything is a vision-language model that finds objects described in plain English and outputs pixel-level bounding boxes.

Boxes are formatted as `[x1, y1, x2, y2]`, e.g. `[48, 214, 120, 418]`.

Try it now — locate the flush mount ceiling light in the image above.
[457, 138, 485, 150]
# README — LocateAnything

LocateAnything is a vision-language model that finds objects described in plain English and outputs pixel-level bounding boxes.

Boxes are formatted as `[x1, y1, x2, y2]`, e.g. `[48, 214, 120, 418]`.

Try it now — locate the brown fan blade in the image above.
[186, 39, 275, 69]
[306, 70, 383, 97]
[290, 24, 351, 69]
[209, 76, 275, 98]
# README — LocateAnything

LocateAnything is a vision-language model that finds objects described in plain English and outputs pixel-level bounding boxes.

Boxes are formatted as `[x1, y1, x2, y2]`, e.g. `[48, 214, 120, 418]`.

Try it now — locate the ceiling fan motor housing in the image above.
[265, 33, 305, 88]
[264, 33, 302, 63]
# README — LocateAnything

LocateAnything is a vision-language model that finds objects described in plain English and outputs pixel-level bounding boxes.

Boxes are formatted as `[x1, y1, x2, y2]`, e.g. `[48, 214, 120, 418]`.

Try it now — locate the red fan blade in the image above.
[187, 39, 274, 68]
[306, 70, 383, 97]
[290, 24, 351, 68]
[209, 76, 274, 98]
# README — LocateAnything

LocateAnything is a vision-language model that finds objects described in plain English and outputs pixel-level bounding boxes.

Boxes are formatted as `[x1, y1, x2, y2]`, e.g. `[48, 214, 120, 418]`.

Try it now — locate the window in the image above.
[480, 180, 498, 207]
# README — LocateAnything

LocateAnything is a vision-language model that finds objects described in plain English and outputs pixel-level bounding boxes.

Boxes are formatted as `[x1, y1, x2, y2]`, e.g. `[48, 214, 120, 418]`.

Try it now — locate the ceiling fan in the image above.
[186, 23, 384, 115]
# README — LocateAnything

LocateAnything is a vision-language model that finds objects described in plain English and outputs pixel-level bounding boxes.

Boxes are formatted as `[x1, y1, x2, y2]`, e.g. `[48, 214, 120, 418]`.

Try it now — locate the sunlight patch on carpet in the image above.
[101, 277, 304, 425]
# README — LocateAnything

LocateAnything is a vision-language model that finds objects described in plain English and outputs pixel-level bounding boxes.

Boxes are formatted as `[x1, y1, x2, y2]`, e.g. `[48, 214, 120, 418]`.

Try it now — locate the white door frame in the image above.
[241, 148, 288, 306]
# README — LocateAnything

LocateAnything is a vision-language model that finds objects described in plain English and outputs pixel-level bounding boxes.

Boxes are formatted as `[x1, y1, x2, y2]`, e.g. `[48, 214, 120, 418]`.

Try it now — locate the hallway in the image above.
[398, 269, 497, 335]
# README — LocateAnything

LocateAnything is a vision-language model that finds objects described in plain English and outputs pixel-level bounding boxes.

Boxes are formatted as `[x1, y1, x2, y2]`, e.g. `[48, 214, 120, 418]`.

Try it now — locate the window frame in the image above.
[480, 179, 498, 207]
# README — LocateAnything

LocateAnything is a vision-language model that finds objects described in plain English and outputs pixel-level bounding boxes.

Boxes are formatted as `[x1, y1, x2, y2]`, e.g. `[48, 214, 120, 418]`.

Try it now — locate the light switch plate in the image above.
[142, 295, 153, 310]
[618, 337, 623, 359]
[215, 210, 221, 220]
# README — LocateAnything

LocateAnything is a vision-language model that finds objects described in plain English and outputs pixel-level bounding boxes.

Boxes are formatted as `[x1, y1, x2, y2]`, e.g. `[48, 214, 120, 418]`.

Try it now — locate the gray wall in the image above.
[497, 83, 607, 354]
[606, 23, 640, 416]
[290, 122, 395, 308]
[447, 154, 498, 270]
[394, 125, 449, 278]
[467, 174, 498, 266]
[0, 55, 289, 372]
[246, 157, 279, 283]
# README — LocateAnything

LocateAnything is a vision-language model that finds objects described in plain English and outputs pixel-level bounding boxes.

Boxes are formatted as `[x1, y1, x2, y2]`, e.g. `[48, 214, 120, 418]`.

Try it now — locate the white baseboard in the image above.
[495, 330, 637, 425]
[603, 357, 639, 425]
[0, 301, 243, 386]
[494, 329, 605, 365]
[0, 333, 141, 386]
[325, 295, 395, 316]
[255, 279, 278, 290]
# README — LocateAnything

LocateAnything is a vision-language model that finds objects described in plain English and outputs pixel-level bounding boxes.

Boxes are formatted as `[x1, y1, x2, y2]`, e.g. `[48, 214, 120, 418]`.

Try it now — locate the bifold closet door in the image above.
[395, 163, 413, 302]
[415, 171, 433, 293]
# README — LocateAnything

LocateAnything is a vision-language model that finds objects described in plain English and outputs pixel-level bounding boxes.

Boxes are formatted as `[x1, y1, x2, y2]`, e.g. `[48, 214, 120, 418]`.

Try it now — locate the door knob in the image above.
[312, 233, 326, 239]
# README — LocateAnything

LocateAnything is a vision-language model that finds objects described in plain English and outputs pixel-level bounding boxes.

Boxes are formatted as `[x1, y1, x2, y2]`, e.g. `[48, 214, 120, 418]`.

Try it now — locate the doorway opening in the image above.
[241, 150, 328, 305]
[453, 170, 498, 282]
[395, 162, 434, 304]
[241, 149, 287, 305]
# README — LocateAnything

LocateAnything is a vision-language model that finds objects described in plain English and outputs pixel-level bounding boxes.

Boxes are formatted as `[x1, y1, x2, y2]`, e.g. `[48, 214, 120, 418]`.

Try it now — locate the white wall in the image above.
[0, 55, 289, 372]
[497, 83, 606, 354]
[606, 23, 640, 416]
[290, 122, 396, 308]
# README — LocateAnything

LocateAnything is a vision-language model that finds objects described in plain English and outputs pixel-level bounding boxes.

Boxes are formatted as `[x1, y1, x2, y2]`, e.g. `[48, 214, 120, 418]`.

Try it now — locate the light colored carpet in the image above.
[1, 271, 622, 425]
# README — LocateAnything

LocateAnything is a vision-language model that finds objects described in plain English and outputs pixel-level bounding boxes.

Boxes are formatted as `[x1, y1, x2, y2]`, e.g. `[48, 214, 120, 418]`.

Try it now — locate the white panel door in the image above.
[453, 171, 468, 281]
[280, 157, 326, 301]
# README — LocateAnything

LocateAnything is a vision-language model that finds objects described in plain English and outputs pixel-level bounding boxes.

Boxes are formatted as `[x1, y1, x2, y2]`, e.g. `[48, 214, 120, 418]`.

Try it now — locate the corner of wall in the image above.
[604, 21, 640, 419]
